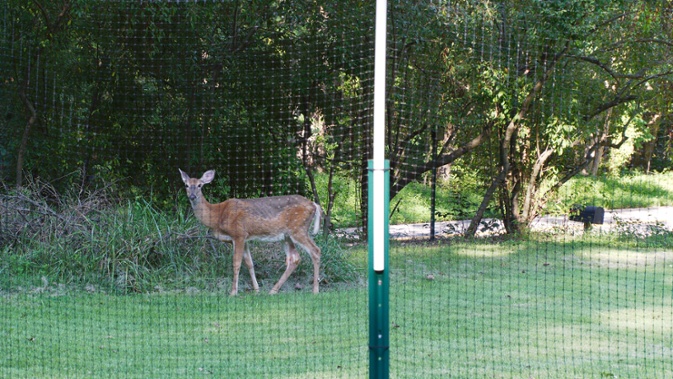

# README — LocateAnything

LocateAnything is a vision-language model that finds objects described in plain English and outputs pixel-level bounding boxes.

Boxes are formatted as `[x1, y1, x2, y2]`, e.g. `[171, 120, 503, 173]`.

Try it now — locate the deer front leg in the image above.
[269, 237, 300, 294]
[243, 244, 259, 293]
[230, 239, 246, 296]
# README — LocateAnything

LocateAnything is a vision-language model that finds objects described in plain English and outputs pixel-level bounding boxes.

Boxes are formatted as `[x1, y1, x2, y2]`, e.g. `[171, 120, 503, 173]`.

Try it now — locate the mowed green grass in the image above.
[2, 237, 673, 378]
[0, 289, 368, 378]
[390, 238, 673, 378]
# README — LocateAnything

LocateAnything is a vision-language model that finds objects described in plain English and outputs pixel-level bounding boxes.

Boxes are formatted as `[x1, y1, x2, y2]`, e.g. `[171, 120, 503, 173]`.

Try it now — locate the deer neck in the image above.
[190, 195, 219, 229]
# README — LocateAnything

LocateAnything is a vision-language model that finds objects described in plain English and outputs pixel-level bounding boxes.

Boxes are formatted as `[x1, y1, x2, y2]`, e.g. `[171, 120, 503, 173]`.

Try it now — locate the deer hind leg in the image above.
[269, 236, 301, 294]
[292, 233, 322, 294]
[243, 244, 260, 293]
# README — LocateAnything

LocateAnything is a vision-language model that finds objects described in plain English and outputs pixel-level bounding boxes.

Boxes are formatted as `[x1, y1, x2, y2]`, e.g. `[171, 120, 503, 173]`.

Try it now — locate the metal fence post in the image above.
[368, 159, 390, 378]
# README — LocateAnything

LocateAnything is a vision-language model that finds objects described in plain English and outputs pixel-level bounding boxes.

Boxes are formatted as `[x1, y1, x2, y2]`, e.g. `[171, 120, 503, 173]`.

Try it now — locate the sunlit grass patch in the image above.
[583, 249, 673, 268]
[601, 306, 673, 333]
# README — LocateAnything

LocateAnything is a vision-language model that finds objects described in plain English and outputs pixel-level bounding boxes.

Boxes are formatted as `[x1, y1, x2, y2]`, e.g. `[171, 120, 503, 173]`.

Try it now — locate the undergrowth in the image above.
[0, 178, 361, 293]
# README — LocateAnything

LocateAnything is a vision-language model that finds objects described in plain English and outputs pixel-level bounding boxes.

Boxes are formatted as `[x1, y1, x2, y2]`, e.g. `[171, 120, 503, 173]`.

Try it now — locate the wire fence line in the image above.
[1, 1, 673, 378]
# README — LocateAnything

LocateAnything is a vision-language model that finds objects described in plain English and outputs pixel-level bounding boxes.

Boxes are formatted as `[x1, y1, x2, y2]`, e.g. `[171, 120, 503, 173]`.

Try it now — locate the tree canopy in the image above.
[1, 0, 671, 233]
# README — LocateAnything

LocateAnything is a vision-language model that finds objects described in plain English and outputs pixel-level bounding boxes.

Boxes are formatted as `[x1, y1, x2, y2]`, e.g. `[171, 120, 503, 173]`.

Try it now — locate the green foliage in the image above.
[606, 112, 655, 176]
[1, 0, 373, 201]
[0, 182, 361, 293]
[553, 171, 673, 213]
[1, 0, 671, 234]
[530, 0, 619, 39]
[314, 169, 673, 228]
[391, 178, 490, 225]
[314, 171, 360, 227]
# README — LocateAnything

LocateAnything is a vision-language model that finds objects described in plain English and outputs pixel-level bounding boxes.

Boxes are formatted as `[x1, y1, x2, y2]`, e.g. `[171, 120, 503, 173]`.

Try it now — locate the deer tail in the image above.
[312, 202, 322, 235]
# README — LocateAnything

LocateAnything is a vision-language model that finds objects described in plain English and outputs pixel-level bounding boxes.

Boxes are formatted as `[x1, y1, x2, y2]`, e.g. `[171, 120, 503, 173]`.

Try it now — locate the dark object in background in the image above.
[570, 205, 605, 230]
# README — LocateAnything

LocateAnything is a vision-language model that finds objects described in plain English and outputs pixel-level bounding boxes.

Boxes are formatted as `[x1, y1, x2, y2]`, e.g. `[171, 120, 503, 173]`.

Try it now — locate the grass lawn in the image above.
[390, 237, 673, 378]
[2, 235, 672, 378]
[0, 290, 368, 378]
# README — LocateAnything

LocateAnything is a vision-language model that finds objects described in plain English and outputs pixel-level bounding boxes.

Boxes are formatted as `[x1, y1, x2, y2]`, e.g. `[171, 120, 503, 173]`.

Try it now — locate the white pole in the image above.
[372, 0, 387, 272]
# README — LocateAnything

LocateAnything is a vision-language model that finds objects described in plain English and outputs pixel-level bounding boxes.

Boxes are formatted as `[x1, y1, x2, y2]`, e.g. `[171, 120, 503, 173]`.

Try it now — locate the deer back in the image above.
[209, 195, 318, 241]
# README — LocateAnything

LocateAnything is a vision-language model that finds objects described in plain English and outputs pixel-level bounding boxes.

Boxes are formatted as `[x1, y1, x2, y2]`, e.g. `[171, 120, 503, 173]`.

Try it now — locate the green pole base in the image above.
[368, 160, 390, 379]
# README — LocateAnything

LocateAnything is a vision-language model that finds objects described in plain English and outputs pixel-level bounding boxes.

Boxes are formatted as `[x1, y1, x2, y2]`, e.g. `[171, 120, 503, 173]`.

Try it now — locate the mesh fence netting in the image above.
[1, 1, 673, 378]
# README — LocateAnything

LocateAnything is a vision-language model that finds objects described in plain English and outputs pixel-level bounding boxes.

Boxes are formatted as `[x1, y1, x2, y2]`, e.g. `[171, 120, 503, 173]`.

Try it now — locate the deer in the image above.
[179, 169, 322, 296]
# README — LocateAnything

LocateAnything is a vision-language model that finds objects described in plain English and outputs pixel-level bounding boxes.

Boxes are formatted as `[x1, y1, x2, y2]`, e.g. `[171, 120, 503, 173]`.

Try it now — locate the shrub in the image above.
[0, 179, 361, 293]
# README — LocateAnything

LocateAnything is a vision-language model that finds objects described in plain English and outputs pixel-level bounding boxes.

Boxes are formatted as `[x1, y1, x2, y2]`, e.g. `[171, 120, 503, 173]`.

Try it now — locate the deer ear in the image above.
[179, 169, 190, 184]
[201, 170, 215, 184]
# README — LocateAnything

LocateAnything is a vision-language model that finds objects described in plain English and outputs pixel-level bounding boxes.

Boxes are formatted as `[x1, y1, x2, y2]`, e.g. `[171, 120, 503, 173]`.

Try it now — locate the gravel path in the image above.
[336, 206, 673, 240]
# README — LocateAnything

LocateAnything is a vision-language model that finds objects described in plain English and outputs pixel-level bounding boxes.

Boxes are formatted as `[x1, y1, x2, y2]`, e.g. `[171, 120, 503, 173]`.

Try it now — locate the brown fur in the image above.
[179, 169, 321, 295]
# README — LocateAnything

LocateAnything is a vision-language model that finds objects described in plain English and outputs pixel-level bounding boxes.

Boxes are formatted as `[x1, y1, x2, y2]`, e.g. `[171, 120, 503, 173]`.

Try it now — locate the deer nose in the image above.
[189, 194, 197, 201]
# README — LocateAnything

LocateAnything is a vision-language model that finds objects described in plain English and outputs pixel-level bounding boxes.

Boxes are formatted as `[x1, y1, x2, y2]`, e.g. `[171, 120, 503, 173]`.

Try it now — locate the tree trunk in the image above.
[590, 108, 613, 176]
[466, 45, 568, 237]
[465, 167, 506, 237]
[360, 155, 369, 238]
[465, 85, 536, 236]
[323, 162, 337, 238]
[13, 2, 72, 187]
[520, 148, 554, 224]
[16, 81, 38, 188]
[636, 113, 661, 173]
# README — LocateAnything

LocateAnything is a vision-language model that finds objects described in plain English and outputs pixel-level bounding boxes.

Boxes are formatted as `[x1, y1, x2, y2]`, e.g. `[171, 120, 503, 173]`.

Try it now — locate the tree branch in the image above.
[584, 95, 638, 121]
[390, 120, 493, 199]
[568, 55, 620, 81]
[552, 112, 636, 192]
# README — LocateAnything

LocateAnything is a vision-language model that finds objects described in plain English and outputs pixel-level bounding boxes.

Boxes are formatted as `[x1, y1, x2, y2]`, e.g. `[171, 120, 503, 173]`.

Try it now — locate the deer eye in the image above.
[197, 184, 202, 188]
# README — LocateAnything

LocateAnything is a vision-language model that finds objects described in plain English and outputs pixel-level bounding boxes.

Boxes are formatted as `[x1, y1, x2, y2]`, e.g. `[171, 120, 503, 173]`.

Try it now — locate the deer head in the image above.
[179, 168, 214, 204]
